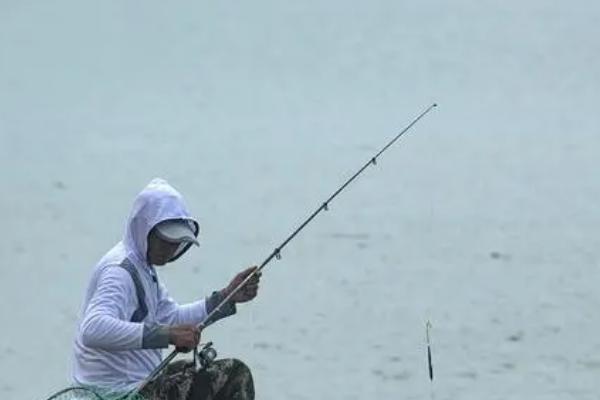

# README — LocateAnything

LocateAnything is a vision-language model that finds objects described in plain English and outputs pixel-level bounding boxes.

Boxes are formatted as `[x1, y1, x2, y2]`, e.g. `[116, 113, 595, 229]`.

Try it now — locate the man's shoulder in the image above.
[92, 243, 136, 288]
[96, 242, 127, 268]
[96, 262, 133, 282]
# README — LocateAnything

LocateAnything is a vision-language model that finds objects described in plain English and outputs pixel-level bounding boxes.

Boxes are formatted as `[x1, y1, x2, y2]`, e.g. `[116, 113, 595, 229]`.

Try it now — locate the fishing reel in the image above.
[196, 341, 218, 368]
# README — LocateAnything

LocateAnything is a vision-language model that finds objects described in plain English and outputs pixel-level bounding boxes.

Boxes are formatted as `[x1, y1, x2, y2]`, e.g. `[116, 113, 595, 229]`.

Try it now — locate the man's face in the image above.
[147, 228, 180, 266]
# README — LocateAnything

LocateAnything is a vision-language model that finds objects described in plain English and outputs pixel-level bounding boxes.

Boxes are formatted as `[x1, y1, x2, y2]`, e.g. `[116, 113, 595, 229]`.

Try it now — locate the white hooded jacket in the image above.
[72, 179, 233, 392]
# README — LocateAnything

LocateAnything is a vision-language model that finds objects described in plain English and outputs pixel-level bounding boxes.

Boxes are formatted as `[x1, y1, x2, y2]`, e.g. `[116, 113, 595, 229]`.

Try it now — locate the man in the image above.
[72, 178, 260, 400]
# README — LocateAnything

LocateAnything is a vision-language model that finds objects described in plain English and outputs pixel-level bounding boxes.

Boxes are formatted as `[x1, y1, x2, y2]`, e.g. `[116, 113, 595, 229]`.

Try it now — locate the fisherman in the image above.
[72, 178, 259, 400]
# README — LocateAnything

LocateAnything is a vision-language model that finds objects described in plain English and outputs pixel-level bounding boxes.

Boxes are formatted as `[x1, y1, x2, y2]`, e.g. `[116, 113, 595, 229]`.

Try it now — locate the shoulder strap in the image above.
[117, 258, 148, 323]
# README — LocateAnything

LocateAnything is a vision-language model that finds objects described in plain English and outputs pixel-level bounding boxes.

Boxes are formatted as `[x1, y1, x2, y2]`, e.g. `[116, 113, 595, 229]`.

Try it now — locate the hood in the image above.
[124, 178, 199, 267]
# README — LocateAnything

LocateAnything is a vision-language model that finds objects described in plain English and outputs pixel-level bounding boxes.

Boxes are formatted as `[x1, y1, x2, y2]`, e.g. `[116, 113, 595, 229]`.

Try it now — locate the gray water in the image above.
[1, 1, 599, 399]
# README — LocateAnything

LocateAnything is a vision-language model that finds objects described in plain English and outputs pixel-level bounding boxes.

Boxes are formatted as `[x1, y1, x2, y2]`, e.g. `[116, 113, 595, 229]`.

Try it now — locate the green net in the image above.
[45, 387, 147, 400]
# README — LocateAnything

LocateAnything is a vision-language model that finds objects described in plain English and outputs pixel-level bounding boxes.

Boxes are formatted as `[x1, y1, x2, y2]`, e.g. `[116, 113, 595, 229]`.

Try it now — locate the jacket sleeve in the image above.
[155, 282, 208, 326]
[155, 283, 237, 327]
[79, 267, 144, 350]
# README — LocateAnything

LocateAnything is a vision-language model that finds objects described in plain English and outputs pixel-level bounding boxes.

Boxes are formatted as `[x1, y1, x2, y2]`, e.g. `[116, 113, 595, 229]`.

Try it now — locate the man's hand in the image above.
[169, 324, 201, 352]
[221, 266, 261, 303]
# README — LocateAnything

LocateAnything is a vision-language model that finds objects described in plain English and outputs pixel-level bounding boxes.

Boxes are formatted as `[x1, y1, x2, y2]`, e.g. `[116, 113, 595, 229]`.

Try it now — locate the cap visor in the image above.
[155, 220, 199, 246]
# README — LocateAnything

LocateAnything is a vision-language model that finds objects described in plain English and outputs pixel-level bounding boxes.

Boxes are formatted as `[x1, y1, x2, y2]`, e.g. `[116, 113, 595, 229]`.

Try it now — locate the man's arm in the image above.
[155, 283, 236, 327]
[79, 267, 144, 350]
[155, 265, 261, 327]
[80, 267, 203, 351]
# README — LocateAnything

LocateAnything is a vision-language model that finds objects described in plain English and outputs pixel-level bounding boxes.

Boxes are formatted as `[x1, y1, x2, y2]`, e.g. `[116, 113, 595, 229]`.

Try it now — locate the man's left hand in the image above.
[221, 266, 261, 303]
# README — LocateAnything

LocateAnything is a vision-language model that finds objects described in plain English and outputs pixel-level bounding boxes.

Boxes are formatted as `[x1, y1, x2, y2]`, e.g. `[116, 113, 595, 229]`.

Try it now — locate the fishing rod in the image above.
[127, 103, 438, 399]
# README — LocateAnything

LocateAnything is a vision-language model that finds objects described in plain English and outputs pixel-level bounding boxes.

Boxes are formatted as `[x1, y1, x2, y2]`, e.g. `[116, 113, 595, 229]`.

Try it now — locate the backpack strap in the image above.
[117, 258, 148, 323]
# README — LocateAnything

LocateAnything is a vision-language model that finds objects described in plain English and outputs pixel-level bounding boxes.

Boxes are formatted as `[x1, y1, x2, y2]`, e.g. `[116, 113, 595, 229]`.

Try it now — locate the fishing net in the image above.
[45, 387, 146, 400]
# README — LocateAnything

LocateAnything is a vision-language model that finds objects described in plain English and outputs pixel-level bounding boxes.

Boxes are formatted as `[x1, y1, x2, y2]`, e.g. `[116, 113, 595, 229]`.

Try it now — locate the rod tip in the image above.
[432, 103, 438, 107]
